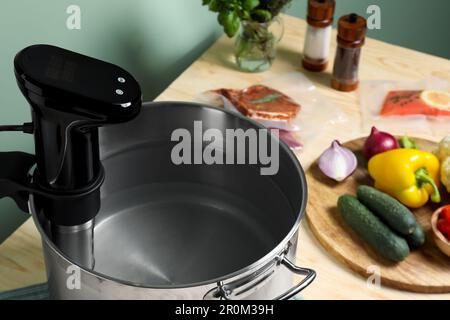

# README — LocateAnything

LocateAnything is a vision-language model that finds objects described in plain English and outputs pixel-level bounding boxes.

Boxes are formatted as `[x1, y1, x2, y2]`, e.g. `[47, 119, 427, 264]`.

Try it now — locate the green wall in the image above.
[0, 0, 222, 242]
[0, 0, 448, 243]
[287, 0, 450, 60]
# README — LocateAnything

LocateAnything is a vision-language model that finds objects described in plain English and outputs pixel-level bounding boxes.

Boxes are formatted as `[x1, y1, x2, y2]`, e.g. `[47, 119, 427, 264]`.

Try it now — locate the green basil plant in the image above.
[202, 0, 292, 37]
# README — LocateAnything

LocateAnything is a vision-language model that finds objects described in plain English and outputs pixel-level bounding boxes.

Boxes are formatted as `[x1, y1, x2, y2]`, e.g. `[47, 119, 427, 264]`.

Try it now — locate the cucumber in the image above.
[338, 195, 410, 262]
[357, 186, 417, 236]
[406, 225, 426, 250]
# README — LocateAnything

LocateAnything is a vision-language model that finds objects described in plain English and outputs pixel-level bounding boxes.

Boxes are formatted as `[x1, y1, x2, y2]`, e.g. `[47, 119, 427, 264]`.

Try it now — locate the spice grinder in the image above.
[1, 45, 315, 299]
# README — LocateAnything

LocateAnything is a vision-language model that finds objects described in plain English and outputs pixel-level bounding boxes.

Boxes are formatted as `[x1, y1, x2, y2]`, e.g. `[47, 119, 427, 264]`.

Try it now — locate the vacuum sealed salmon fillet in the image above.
[381, 90, 450, 117]
[360, 77, 450, 137]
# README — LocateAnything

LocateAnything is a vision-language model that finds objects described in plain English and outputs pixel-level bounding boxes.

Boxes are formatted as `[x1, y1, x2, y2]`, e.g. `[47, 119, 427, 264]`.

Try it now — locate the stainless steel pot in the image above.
[30, 102, 315, 300]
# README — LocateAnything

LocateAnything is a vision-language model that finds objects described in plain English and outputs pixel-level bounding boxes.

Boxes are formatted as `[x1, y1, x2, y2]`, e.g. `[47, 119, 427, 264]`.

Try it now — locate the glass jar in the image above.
[235, 18, 284, 73]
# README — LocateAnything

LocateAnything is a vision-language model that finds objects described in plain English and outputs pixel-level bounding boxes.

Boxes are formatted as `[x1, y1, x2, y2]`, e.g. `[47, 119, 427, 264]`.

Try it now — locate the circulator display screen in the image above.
[15, 45, 141, 107]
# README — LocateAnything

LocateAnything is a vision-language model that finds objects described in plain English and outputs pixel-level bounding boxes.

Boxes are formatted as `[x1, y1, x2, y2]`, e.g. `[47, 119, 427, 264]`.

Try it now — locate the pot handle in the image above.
[274, 257, 316, 300]
[0, 152, 36, 212]
[204, 257, 316, 300]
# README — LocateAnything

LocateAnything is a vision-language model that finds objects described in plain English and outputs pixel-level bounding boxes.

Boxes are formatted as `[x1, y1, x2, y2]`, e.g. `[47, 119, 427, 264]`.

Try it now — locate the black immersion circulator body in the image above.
[14, 45, 142, 226]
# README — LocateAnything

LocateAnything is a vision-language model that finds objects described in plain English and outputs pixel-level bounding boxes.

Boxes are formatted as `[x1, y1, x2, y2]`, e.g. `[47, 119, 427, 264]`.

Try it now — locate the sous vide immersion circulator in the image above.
[2, 45, 142, 268]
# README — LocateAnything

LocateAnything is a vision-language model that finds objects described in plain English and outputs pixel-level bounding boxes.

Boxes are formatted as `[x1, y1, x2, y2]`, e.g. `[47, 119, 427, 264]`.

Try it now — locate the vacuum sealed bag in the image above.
[360, 77, 450, 136]
[199, 72, 347, 152]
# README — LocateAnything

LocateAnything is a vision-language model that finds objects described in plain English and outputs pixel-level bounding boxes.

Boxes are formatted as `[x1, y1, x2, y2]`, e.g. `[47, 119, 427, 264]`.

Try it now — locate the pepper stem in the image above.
[415, 168, 441, 203]
[400, 136, 417, 149]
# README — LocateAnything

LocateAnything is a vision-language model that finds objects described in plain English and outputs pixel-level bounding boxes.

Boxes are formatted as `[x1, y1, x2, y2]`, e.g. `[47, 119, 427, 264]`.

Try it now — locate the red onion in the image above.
[270, 129, 303, 151]
[319, 140, 357, 182]
[363, 127, 399, 160]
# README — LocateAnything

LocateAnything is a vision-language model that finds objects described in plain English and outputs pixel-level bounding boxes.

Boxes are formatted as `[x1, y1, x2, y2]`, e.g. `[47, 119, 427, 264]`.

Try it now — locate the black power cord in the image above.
[0, 122, 34, 134]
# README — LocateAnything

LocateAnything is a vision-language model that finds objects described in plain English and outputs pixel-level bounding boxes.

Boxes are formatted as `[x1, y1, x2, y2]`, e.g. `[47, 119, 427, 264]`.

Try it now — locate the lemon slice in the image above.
[420, 90, 450, 110]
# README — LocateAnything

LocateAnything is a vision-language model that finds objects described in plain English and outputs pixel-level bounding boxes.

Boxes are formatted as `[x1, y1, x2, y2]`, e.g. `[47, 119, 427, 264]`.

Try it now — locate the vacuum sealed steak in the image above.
[214, 85, 301, 121]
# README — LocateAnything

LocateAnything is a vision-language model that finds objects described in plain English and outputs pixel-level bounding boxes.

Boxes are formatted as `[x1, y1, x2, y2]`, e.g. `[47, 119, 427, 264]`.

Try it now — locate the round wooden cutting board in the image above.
[306, 138, 450, 293]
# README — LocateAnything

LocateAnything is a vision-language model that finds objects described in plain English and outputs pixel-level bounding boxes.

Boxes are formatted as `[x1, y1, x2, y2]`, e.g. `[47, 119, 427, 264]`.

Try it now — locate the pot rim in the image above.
[31, 101, 308, 290]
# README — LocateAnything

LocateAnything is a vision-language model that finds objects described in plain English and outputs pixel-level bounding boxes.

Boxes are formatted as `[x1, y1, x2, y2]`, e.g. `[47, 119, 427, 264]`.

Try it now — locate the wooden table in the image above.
[1, 15, 449, 299]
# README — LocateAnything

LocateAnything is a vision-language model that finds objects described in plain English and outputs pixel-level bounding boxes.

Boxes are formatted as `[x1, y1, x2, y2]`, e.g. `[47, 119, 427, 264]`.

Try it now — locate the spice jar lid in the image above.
[307, 0, 336, 28]
[337, 13, 368, 47]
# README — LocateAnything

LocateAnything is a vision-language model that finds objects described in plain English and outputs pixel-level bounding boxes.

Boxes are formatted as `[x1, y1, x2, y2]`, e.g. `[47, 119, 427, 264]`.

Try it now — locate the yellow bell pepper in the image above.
[368, 149, 441, 209]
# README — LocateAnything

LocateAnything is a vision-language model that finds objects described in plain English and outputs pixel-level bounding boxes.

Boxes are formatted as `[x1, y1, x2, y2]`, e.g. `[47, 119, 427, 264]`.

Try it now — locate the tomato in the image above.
[438, 220, 450, 239]
[440, 206, 450, 222]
